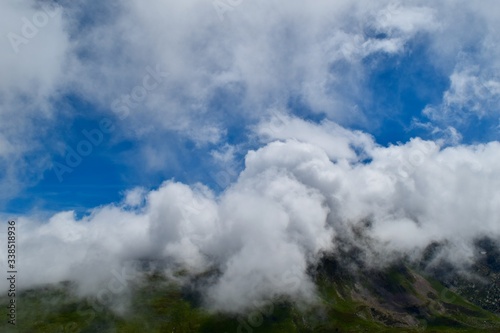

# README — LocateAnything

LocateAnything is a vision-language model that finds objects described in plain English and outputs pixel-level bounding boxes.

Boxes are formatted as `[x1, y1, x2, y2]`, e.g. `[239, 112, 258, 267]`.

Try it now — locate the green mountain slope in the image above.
[1, 258, 499, 333]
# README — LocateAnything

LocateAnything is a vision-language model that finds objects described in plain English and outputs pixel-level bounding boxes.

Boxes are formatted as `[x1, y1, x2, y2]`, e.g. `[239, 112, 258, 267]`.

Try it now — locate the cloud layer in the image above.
[2, 116, 499, 312]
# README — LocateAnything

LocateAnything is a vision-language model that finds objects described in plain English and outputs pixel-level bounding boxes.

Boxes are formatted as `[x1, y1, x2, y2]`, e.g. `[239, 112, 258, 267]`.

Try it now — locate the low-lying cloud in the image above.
[2, 116, 499, 313]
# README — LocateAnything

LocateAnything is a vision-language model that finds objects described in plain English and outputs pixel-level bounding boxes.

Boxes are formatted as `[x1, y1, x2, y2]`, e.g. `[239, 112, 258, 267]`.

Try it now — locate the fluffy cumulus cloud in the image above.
[2, 117, 499, 313]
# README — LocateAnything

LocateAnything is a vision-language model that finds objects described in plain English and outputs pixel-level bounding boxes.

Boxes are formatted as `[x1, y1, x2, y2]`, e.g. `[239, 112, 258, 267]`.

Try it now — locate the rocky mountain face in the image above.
[435, 238, 500, 315]
[313, 254, 500, 332]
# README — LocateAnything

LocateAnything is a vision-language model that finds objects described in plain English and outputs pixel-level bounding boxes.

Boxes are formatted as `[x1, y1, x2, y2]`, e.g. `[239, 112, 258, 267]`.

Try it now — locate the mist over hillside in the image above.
[2, 129, 500, 315]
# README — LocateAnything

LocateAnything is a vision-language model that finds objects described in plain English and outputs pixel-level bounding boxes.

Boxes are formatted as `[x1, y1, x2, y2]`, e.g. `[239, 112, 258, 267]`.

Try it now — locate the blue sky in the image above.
[0, 33, 457, 214]
[0, 0, 498, 217]
[1, 0, 499, 220]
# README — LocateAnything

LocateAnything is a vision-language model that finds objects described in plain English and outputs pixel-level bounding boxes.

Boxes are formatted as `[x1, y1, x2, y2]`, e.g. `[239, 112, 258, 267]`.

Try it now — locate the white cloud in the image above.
[0, 1, 67, 97]
[373, 3, 438, 35]
[122, 187, 147, 208]
[63, 0, 445, 137]
[420, 1, 500, 136]
[255, 110, 376, 161]
[0, 0, 70, 200]
[3, 0, 499, 195]
[2, 119, 499, 313]
[424, 66, 500, 123]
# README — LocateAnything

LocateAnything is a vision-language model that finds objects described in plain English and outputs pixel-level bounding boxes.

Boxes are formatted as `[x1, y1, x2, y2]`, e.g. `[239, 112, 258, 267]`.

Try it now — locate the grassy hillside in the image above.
[1, 261, 499, 333]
